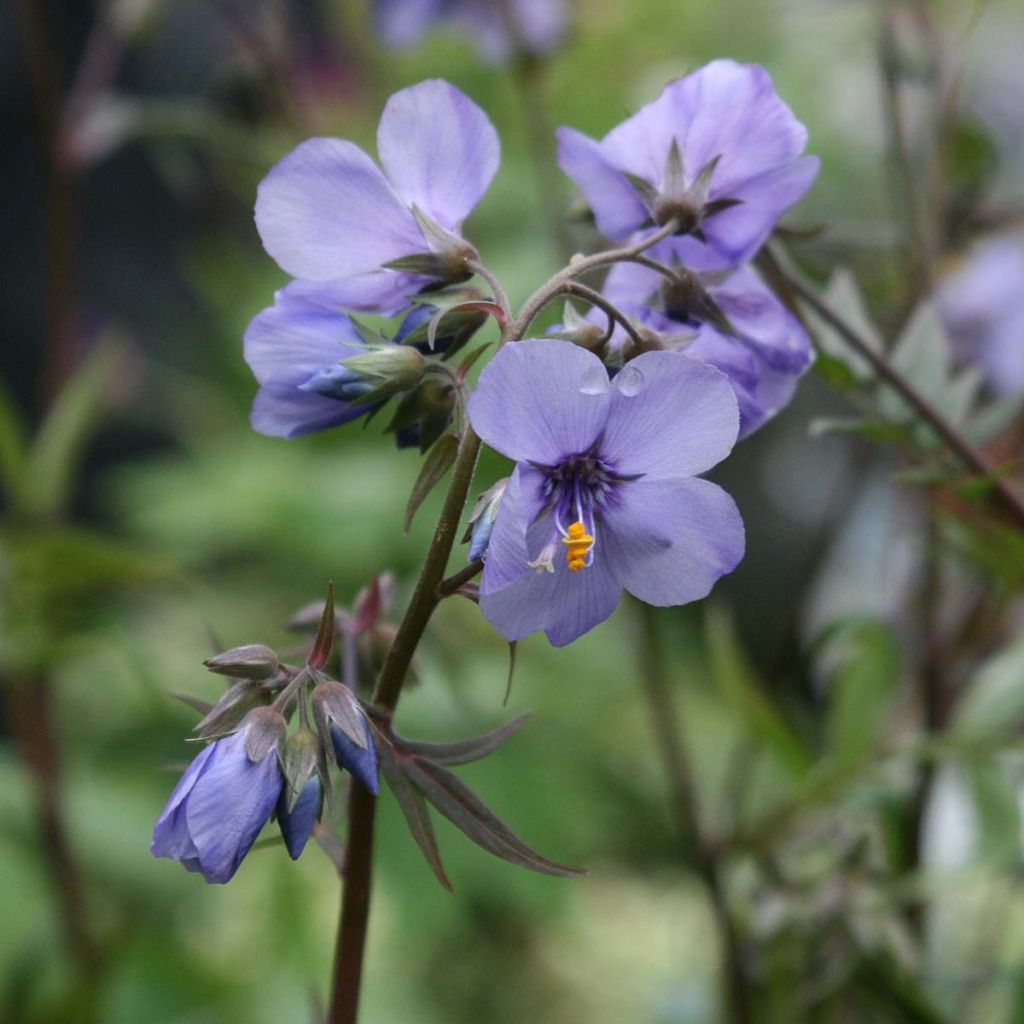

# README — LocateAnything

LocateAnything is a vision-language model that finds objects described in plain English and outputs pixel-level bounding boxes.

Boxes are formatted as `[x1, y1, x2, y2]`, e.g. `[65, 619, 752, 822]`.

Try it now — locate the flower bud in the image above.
[241, 706, 287, 763]
[194, 680, 271, 739]
[311, 680, 378, 795]
[341, 345, 426, 402]
[204, 644, 280, 681]
[466, 478, 509, 561]
[550, 300, 609, 357]
[387, 378, 456, 452]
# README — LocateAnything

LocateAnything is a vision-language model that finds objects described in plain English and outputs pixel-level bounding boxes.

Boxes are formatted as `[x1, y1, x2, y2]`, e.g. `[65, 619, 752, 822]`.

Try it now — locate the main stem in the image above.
[635, 602, 752, 1024]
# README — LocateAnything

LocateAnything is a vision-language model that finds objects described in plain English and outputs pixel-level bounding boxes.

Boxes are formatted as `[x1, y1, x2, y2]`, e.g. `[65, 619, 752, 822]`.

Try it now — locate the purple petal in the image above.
[184, 733, 282, 884]
[374, 0, 443, 48]
[330, 719, 379, 795]
[602, 477, 745, 606]
[468, 340, 612, 464]
[243, 283, 366, 385]
[480, 468, 621, 645]
[255, 137, 422, 281]
[599, 351, 739, 479]
[251, 375, 368, 439]
[277, 776, 322, 860]
[378, 79, 500, 231]
[556, 127, 648, 239]
[151, 742, 216, 861]
[286, 271, 430, 317]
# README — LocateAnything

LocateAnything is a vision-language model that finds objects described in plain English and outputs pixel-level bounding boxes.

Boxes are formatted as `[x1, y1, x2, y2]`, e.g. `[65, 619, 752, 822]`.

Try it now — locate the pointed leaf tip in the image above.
[308, 582, 335, 669]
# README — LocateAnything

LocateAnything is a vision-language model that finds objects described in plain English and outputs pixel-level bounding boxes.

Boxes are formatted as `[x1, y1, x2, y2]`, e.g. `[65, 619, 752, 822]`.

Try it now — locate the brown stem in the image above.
[438, 559, 484, 597]
[7, 677, 100, 977]
[327, 781, 376, 1024]
[558, 281, 646, 349]
[634, 602, 752, 1024]
[765, 246, 1024, 528]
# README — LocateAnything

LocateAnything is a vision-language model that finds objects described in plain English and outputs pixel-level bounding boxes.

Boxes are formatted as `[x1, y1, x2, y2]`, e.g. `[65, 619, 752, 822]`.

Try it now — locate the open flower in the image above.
[468, 340, 745, 646]
[557, 60, 818, 270]
[255, 79, 499, 314]
[600, 261, 813, 437]
[374, 0, 566, 63]
[935, 234, 1024, 398]
[151, 709, 284, 884]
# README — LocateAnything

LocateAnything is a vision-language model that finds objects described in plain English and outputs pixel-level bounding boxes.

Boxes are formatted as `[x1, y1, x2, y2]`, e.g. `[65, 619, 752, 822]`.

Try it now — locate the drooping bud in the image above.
[464, 478, 509, 561]
[193, 680, 272, 739]
[620, 325, 666, 363]
[241, 706, 287, 763]
[549, 300, 609, 357]
[276, 728, 323, 859]
[311, 680, 378, 795]
[386, 377, 456, 452]
[338, 345, 426, 405]
[659, 269, 739, 339]
[204, 644, 280, 681]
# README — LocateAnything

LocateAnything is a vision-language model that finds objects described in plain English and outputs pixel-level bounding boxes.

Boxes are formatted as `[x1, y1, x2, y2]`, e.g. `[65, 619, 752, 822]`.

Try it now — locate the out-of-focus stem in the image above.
[634, 602, 752, 1024]
[763, 247, 1024, 528]
[8, 678, 99, 978]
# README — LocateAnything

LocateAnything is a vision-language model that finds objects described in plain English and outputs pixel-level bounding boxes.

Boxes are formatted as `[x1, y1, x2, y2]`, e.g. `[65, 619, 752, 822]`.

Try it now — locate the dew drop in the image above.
[615, 363, 645, 396]
[579, 364, 611, 396]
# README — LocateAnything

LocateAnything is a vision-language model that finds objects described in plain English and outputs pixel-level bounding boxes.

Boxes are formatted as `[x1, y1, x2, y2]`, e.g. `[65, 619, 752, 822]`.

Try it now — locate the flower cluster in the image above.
[238, 65, 817, 648]
[152, 588, 386, 884]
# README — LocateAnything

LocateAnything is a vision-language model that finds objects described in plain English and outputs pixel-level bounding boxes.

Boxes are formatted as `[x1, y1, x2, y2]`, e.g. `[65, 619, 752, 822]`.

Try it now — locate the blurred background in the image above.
[2, 1, 1024, 1021]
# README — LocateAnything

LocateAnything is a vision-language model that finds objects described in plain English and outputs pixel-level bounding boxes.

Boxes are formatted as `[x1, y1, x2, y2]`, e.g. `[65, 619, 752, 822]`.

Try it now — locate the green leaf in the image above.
[378, 740, 452, 891]
[819, 618, 901, 767]
[403, 756, 585, 877]
[704, 604, 812, 776]
[951, 635, 1024, 743]
[24, 336, 123, 518]
[0, 379, 27, 504]
[403, 433, 458, 534]
[807, 268, 884, 381]
[396, 713, 531, 766]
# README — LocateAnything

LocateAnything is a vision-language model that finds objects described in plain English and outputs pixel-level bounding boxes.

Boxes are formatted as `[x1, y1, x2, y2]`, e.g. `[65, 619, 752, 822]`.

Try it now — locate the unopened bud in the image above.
[204, 644, 280, 681]
[280, 728, 320, 812]
[341, 346, 426, 404]
[466, 478, 509, 561]
[241, 707, 287, 763]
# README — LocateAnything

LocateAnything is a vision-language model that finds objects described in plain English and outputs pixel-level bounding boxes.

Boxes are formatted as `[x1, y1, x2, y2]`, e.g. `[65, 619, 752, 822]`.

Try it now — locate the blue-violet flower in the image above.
[468, 340, 745, 646]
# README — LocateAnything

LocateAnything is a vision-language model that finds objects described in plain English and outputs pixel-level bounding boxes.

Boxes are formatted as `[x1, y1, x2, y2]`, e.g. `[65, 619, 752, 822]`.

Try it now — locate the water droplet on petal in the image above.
[615, 363, 645, 396]
[579, 364, 611, 396]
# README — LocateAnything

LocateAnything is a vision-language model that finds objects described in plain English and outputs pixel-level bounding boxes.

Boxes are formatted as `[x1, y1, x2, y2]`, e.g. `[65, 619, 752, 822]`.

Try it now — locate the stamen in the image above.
[527, 543, 558, 574]
[562, 520, 594, 573]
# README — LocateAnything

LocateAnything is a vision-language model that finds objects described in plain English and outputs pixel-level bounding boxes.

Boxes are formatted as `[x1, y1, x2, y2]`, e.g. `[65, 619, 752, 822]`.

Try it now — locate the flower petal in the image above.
[377, 80, 500, 231]
[285, 271, 430, 316]
[277, 776, 321, 860]
[184, 733, 282, 884]
[603, 477, 744, 606]
[244, 283, 366, 385]
[151, 742, 216, 861]
[255, 137, 422, 281]
[330, 719, 379, 795]
[468, 339, 612, 464]
[480, 464, 622, 646]
[250, 374, 368, 439]
[556, 126, 648, 240]
[599, 351, 738, 479]
[374, 0, 443, 48]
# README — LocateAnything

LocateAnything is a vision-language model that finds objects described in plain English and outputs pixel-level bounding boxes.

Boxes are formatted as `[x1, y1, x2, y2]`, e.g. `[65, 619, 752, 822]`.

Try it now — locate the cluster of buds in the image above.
[151, 582, 390, 884]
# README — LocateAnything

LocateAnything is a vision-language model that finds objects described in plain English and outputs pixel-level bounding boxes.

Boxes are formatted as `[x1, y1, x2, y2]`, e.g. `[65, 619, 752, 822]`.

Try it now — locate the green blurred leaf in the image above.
[819, 618, 901, 767]
[704, 604, 812, 776]
[951, 635, 1024, 743]
[404, 433, 458, 533]
[0, 380, 27, 504]
[24, 337, 123, 519]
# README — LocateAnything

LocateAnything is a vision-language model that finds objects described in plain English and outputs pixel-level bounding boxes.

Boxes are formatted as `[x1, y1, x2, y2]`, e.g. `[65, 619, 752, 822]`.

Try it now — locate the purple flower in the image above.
[374, 0, 566, 63]
[244, 282, 381, 438]
[468, 340, 745, 646]
[557, 60, 819, 270]
[151, 711, 284, 884]
[600, 261, 814, 437]
[935, 234, 1024, 398]
[329, 719, 379, 796]
[277, 776, 322, 860]
[255, 79, 499, 314]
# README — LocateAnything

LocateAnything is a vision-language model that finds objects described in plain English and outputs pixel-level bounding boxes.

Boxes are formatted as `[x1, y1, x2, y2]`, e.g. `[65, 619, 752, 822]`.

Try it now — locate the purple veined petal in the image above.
[480, 467, 622, 646]
[556, 127, 649, 240]
[373, 0, 444, 49]
[673, 156, 820, 270]
[468, 339, 612, 464]
[244, 283, 366, 385]
[602, 477, 745, 606]
[599, 351, 739, 479]
[255, 137, 423, 282]
[712, 266, 813, 375]
[184, 732, 283, 884]
[250, 373, 370, 439]
[286, 271, 430, 317]
[378, 79, 500, 231]
[151, 742, 217, 861]
[600, 84, 680, 186]
[670, 61, 810, 193]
